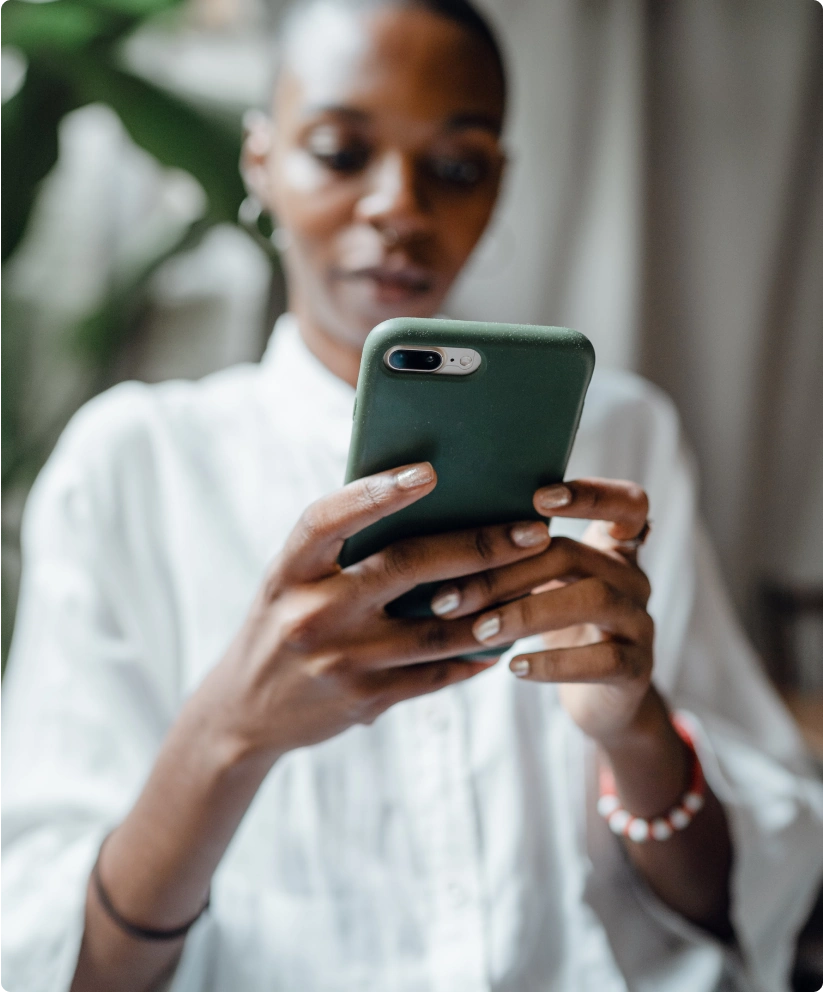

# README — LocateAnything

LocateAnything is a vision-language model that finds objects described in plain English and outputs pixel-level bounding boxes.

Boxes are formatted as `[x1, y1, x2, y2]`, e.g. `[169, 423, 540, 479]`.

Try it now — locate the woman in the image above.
[3, 1, 822, 990]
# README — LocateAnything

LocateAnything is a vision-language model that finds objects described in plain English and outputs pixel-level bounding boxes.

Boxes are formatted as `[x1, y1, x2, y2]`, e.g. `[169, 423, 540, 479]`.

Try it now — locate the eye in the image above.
[306, 125, 370, 174]
[426, 155, 485, 187]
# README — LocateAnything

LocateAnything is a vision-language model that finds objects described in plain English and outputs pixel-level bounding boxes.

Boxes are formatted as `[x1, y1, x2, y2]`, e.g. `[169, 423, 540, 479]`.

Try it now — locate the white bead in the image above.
[608, 809, 632, 834]
[627, 818, 650, 842]
[684, 792, 705, 813]
[597, 794, 620, 817]
[670, 807, 692, 830]
[650, 818, 673, 841]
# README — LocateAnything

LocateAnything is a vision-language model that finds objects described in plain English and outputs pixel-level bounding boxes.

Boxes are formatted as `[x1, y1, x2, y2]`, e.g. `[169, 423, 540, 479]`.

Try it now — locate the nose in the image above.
[354, 151, 431, 243]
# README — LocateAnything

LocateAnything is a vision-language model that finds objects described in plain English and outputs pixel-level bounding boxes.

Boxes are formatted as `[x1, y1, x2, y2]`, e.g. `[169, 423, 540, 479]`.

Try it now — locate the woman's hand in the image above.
[428, 477, 654, 744]
[196, 460, 554, 763]
[72, 461, 555, 992]
[428, 476, 733, 937]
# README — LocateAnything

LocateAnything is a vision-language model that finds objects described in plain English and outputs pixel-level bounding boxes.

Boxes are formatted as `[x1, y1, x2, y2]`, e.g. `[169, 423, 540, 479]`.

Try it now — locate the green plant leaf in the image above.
[69, 215, 212, 363]
[63, 55, 247, 225]
[1, 0, 114, 53]
[1, 64, 79, 261]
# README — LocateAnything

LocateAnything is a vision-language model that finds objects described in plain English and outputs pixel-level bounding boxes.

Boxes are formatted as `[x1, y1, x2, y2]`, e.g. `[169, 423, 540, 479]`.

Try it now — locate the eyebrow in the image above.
[444, 111, 502, 136]
[303, 105, 502, 136]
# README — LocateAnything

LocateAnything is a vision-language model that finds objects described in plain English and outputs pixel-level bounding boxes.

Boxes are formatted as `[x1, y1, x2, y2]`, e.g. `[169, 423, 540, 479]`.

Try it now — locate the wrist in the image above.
[596, 683, 669, 755]
[175, 683, 280, 790]
[597, 687, 691, 819]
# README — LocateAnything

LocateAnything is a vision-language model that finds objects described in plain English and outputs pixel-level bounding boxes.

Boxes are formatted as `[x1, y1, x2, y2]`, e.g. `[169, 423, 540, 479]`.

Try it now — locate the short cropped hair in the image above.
[274, 0, 507, 115]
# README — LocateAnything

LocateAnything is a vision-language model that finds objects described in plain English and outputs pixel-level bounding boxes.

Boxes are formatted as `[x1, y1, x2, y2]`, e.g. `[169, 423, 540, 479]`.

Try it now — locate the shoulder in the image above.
[24, 363, 265, 536]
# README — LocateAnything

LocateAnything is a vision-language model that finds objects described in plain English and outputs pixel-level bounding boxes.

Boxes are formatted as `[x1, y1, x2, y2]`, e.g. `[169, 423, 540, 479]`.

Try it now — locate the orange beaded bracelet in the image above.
[597, 713, 706, 843]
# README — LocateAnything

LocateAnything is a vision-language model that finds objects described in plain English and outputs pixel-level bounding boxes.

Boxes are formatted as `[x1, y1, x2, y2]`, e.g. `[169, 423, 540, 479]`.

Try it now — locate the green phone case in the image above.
[340, 317, 595, 618]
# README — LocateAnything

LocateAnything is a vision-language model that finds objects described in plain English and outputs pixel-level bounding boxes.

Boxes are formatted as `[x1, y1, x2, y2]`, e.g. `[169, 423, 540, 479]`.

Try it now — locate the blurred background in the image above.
[2, 0, 822, 702]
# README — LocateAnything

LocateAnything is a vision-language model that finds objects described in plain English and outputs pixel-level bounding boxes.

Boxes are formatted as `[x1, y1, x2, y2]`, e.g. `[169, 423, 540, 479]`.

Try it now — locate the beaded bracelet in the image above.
[597, 713, 706, 843]
[92, 835, 210, 941]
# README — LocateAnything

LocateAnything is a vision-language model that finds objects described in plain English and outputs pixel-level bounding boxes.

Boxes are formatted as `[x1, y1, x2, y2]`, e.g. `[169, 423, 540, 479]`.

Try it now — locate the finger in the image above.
[356, 613, 492, 669]
[368, 657, 493, 706]
[347, 519, 551, 605]
[469, 577, 655, 650]
[430, 536, 651, 618]
[273, 463, 437, 587]
[507, 641, 651, 684]
[533, 478, 649, 542]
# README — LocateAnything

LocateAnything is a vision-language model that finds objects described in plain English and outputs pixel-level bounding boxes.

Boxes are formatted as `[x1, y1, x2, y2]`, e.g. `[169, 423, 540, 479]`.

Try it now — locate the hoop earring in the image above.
[238, 195, 289, 259]
[271, 226, 291, 252]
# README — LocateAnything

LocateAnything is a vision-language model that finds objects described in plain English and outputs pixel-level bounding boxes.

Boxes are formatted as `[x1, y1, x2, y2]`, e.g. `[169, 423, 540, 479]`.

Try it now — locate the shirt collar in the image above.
[259, 312, 355, 453]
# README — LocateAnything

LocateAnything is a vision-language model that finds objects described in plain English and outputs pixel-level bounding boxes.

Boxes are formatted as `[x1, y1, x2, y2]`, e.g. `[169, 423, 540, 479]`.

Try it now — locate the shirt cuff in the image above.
[634, 708, 823, 992]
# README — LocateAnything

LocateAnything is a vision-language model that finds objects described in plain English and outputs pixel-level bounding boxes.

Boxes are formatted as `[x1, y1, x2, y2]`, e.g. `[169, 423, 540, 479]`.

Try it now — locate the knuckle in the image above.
[297, 503, 327, 545]
[418, 621, 452, 653]
[639, 610, 655, 644]
[261, 560, 285, 604]
[356, 475, 391, 514]
[511, 594, 534, 631]
[317, 650, 356, 681]
[276, 594, 329, 650]
[552, 537, 577, 572]
[427, 661, 453, 688]
[380, 539, 420, 580]
[585, 577, 615, 611]
[474, 567, 499, 602]
[471, 526, 497, 564]
[601, 640, 625, 673]
[636, 569, 652, 604]
[626, 482, 649, 516]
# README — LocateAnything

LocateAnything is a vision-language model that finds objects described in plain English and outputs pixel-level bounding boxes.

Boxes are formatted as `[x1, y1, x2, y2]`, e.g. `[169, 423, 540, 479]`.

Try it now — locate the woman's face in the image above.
[245, 3, 506, 351]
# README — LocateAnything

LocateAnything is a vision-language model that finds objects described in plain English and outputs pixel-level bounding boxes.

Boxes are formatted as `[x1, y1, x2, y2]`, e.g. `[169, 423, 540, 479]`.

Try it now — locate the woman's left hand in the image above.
[432, 478, 654, 744]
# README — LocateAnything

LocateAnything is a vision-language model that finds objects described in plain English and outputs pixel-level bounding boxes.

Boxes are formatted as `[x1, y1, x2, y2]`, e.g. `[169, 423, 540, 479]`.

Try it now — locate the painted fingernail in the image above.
[395, 463, 435, 490]
[473, 614, 501, 643]
[510, 521, 551, 547]
[510, 658, 531, 677]
[535, 484, 572, 511]
[431, 586, 461, 616]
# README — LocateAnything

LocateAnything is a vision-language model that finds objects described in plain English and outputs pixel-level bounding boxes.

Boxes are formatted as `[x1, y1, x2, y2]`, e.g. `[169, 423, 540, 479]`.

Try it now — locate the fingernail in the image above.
[395, 463, 435, 490]
[535, 484, 572, 511]
[473, 614, 501, 643]
[510, 521, 551, 548]
[510, 658, 531, 677]
[431, 586, 461, 616]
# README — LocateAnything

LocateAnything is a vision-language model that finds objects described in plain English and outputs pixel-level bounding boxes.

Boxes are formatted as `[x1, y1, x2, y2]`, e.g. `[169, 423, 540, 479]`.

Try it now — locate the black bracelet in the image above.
[92, 837, 210, 942]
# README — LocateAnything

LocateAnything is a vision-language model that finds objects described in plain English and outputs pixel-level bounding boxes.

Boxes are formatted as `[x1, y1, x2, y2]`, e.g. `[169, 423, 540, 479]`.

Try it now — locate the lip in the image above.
[335, 263, 435, 301]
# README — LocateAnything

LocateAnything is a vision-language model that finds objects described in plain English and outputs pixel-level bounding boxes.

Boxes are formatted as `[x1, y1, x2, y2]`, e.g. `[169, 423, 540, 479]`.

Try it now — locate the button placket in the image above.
[409, 689, 488, 992]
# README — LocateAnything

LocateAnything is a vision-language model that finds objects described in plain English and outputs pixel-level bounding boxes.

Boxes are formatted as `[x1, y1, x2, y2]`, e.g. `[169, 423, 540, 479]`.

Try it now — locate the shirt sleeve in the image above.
[615, 380, 823, 992]
[666, 526, 823, 992]
[1, 385, 180, 992]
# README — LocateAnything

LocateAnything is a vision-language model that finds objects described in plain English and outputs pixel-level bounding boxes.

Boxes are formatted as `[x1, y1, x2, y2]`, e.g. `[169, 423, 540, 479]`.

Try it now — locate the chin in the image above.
[338, 287, 443, 338]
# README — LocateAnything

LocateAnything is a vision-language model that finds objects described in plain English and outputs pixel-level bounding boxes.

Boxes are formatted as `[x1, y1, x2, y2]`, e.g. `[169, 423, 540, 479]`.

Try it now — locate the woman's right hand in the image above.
[71, 461, 551, 992]
[195, 461, 552, 763]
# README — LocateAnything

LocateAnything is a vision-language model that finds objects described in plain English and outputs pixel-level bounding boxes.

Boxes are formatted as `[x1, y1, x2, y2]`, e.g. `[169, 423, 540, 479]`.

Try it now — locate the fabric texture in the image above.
[3, 314, 823, 992]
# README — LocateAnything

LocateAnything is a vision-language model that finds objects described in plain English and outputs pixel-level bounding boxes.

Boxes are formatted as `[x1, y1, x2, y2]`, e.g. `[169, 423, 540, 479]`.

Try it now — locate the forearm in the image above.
[599, 687, 733, 940]
[70, 688, 276, 992]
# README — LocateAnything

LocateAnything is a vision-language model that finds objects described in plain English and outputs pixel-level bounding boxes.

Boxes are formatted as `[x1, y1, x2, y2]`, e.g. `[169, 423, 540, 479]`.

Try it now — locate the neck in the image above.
[290, 303, 362, 389]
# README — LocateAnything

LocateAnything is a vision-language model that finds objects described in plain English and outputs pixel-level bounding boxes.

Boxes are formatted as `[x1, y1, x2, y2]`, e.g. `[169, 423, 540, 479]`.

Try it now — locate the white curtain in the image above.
[450, 0, 823, 656]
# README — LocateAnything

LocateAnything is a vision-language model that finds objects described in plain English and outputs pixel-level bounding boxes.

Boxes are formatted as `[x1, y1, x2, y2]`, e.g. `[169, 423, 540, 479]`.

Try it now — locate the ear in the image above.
[240, 109, 276, 209]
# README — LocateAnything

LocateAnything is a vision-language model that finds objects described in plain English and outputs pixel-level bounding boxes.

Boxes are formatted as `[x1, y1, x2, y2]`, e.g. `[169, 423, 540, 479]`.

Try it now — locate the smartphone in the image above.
[339, 317, 595, 620]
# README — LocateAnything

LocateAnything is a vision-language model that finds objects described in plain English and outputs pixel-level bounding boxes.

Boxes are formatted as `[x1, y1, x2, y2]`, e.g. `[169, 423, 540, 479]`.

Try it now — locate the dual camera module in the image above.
[384, 346, 479, 376]
[387, 349, 443, 372]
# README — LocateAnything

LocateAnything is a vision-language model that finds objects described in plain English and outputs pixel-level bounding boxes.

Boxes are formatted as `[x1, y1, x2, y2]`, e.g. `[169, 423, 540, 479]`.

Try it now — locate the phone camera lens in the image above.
[387, 349, 443, 372]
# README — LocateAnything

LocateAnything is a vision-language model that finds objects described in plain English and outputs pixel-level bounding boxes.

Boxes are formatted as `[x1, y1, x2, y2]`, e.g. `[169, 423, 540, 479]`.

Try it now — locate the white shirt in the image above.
[3, 314, 822, 992]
